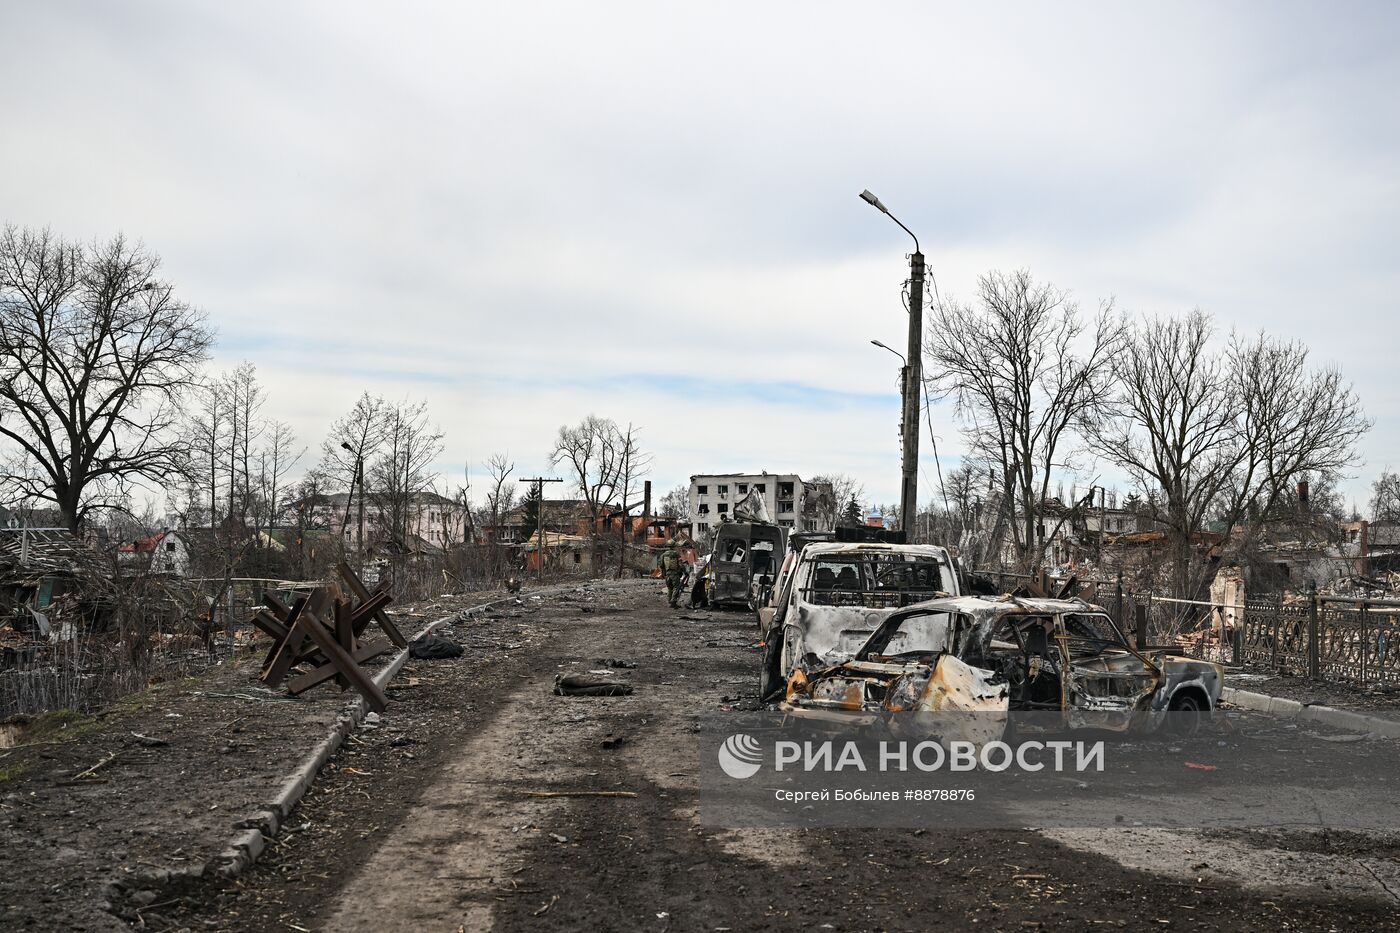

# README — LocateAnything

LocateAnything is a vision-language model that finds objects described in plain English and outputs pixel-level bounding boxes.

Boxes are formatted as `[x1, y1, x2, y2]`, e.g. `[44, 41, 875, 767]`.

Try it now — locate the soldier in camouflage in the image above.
[658, 540, 684, 609]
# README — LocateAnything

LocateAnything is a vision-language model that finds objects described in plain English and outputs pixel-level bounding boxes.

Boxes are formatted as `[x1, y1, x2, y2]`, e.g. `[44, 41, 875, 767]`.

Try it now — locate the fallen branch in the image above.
[190, 690, 295, 703]
[73, 751, 118, 781]
[522, 790, 638, 799]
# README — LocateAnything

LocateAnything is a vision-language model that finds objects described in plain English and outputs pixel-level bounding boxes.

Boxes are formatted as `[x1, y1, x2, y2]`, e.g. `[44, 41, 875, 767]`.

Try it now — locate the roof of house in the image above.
[521, 531, 591, 548]
[0, 529, 95, 581]
[117, 530, 182, 554]
[298, 491, 463, 509]
[1370, 521, 1400, 548]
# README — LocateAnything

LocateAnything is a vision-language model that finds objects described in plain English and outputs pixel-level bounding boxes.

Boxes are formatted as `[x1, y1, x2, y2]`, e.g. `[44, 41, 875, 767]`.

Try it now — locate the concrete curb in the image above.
[113, 578, 648, 896]
[1221, 686, 1400, 739]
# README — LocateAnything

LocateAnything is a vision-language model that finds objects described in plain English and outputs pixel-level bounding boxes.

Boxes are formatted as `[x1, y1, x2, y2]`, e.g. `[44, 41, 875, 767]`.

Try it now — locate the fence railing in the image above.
[1236, 596, 1400, 684]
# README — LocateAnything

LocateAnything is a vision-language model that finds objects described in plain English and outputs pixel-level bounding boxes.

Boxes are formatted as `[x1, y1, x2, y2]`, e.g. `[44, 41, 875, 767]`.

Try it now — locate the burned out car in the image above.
[780, 595, 1223, 736]
[759, 542, 960, 697]
[697, 522, 786, 610]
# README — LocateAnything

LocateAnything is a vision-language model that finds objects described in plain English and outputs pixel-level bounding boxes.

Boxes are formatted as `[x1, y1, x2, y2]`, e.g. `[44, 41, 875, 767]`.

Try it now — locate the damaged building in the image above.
[687, 472, 834, 540]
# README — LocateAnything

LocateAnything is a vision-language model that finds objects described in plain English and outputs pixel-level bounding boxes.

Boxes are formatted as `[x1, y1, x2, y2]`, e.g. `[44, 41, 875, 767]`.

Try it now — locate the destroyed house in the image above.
[490, 500, 600, 545]
[0, 529, 108, 639]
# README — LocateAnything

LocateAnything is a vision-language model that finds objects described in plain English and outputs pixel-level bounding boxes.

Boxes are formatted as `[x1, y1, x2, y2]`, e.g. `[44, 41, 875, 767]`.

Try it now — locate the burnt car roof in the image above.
[797, 542, 952, 558]
[895, 594, 1108, 619]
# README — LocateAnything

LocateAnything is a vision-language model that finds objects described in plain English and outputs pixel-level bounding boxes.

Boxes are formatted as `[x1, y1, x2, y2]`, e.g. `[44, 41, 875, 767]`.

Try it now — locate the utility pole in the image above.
[520, 477, 562, 586]
[860, 189, 922, 542]
[901, 252, 922, 545]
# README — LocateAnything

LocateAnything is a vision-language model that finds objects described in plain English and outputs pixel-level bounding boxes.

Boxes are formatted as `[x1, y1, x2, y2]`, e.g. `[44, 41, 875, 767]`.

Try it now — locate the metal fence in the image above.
[1236, 595, 1400, 684]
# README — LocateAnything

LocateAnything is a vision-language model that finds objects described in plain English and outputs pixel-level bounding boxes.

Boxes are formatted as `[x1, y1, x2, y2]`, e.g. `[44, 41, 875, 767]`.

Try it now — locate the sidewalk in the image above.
[1222, 671, 1400, 738]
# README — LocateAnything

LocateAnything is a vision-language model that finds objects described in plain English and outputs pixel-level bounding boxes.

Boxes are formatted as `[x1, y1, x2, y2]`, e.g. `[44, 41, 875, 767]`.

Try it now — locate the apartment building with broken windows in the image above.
[687, 472, 834, 540]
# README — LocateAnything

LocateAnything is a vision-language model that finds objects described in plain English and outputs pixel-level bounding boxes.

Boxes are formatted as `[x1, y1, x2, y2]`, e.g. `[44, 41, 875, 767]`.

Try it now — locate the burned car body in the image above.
[759, 542, 959, 697]
[780, 595, 1222, 735]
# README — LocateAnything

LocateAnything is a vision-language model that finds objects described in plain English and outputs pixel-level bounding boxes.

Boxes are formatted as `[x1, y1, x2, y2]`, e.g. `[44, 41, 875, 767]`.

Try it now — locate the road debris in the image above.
[409, 632, 464, 660]
[553, 673, 633, 696]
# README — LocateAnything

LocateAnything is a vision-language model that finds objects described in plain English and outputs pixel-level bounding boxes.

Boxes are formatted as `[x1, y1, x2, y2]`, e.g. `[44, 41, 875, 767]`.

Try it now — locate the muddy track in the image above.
[138, 582, 1398, 931]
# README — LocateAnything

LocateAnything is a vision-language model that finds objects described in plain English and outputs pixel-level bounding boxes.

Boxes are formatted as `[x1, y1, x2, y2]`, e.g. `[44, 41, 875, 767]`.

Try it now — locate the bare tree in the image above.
[1086, 310, 1240, 598]
[472, 454, 515, 574]
[255, 419, 303, 543]
[320, 392, 389, 553]
[549, 415, 627, 521]
[924, 269, 1119, 571]
[658, 484, 690, 521]
[809, 473, 864, 530]
[0, 227, 213, 530]
[1092, 312, 1368, 599]
[184, 376, 229, 528]
[922, 462, 986, 555]
[223, 362, 265, 523]
[483, 453, 517, 535]
[1222, 331, 1368, 565]
[368, 399, 444, 550]
[1371, 471, 1400, 524]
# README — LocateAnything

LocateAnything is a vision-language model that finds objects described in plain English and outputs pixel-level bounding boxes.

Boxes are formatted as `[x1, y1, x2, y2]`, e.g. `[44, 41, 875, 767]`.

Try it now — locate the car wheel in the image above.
[1166, 691, 1205, 737]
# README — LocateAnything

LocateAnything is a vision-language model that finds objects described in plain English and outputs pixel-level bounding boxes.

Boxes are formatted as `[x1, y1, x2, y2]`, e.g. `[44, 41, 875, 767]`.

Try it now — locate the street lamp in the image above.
[870, 339, 905, 364]
[340, 441, 365, 564]
[860, 189, 924, 543]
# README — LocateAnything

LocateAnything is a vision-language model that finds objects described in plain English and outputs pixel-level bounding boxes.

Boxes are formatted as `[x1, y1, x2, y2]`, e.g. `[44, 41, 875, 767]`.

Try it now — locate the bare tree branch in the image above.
[0, 226, 213, 530]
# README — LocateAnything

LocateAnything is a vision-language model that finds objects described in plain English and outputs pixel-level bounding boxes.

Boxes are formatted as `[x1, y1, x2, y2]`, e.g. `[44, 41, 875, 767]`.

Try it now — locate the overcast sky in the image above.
[3, 1, 1398, 513]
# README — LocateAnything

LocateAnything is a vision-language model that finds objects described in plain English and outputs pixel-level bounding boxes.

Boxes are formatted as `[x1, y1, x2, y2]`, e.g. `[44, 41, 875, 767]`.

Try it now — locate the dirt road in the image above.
[155, 581, 1399, 932]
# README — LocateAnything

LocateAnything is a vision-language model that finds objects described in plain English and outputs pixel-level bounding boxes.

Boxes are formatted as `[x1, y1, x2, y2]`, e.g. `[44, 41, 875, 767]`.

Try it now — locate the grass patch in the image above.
[24, 708, 99, 743]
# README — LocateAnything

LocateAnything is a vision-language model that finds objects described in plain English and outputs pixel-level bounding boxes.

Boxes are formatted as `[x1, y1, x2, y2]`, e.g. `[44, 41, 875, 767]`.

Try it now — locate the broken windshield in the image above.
[1062, 613, 1130, 655]
[856, 608, 957, 658]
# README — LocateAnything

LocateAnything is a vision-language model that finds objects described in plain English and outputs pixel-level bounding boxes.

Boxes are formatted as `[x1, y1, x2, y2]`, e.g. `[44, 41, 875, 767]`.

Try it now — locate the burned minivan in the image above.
[780, 595, 1223, 736]
[699, 522, 787, 610]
